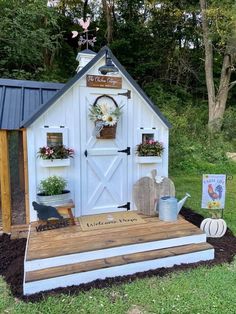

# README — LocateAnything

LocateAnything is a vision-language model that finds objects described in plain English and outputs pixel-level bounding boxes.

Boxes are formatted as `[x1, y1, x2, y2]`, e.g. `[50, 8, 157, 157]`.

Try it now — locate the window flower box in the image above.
[136, 140, 164, 163]
[40, 158, 71, 167]
[135, 156, 162, 164]
[37, 145, 74, 167]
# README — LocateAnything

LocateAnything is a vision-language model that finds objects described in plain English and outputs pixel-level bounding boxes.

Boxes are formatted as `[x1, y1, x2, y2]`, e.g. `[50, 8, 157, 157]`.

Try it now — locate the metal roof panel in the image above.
[0, 79, 64, 129]
[1, 87, 22, 129]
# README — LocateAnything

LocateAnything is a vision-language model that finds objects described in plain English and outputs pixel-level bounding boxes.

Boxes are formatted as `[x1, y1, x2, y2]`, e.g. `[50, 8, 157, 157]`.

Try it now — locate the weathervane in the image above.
[72, 17, 99, 50]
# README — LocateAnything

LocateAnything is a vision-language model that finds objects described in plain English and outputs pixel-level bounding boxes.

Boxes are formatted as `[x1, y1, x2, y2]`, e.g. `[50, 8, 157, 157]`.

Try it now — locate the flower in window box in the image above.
[136, 140, 164, 157]
[37, 145, 75, 160]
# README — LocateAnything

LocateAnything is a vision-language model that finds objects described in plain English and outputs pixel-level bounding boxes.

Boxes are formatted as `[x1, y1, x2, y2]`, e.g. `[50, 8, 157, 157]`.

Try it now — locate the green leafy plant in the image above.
[37, 145, 74, 160]
[39, 176, 67, 196]
[136, 140, 164, 156]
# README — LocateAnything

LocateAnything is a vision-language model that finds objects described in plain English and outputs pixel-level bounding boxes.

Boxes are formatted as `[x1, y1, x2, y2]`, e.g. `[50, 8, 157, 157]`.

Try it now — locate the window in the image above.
[41, 127, 68, 147]
[142, 133, 154, 143]
[47, 133, 63, 146]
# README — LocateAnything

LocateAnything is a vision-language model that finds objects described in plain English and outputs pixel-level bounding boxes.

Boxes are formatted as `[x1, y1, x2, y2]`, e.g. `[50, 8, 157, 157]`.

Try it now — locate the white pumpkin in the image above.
[200, 218, 227, 238]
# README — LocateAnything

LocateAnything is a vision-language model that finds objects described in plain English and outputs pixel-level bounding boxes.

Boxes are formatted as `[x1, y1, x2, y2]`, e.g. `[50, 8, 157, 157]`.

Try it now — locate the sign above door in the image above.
[87, 75, 122, 89]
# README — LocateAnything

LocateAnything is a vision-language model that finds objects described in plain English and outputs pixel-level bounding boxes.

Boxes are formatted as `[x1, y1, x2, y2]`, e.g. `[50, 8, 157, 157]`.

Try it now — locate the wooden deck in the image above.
[24, 214, 214, 295]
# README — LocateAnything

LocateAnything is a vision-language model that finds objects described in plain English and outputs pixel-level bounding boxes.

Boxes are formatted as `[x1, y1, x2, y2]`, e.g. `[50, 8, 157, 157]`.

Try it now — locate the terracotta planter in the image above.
[36, 190, 71, 206]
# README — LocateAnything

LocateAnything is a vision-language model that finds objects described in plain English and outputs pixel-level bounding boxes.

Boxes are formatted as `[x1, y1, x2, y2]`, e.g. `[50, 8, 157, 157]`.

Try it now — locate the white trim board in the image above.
[23, 224, 31, 290]
[25, 233, 206, 272]
[24, 248, 214, 295]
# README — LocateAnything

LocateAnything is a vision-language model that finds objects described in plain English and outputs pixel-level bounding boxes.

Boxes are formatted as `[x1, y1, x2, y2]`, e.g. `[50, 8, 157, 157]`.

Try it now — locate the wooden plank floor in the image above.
[25, 242, 212, 282]
[26, 215, 205, 261]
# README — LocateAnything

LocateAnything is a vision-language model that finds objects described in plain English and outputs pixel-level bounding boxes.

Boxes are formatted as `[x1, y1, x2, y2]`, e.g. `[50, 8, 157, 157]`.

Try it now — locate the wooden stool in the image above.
[55, 200, 76, 225]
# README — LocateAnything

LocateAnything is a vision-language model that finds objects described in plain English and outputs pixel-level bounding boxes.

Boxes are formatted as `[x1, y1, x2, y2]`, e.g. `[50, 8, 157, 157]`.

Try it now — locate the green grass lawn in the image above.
[1, 260, 236, 313]
[171, 174, 236, 234]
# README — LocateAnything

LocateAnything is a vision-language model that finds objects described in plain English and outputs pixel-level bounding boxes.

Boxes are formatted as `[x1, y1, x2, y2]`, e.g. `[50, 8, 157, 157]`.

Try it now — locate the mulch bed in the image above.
[1, 207, 236, 302]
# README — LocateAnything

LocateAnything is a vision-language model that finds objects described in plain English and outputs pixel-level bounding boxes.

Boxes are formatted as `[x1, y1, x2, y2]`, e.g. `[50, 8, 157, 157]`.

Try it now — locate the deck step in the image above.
[25, 232, 206, 272]
[26, 219, 206, 261]
[24, 242, 214, 294]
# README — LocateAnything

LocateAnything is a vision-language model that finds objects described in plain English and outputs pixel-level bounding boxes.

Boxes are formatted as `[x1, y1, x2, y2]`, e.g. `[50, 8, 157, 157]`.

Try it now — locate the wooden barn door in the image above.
[80, 88, 129, 216]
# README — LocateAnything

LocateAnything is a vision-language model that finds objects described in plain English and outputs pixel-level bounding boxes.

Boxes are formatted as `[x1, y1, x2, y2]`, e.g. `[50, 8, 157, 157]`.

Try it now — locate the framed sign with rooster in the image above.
[201, 174, 226, 209]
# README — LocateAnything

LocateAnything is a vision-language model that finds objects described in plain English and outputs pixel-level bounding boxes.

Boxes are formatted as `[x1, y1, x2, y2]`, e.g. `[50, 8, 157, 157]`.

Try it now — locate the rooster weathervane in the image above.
[72, 17, 99, 49]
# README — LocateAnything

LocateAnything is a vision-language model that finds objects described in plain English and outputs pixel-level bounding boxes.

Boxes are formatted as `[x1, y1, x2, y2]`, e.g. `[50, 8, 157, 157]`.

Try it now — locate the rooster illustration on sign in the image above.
[208, 184, 223, 200]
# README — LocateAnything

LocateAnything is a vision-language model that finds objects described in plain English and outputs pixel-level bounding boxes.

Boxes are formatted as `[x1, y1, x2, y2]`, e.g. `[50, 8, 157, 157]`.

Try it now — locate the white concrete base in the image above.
[24, 248, 214, 295]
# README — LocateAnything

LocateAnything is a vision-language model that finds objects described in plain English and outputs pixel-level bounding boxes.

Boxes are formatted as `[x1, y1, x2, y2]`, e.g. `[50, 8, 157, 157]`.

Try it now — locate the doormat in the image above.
[79, 211, 146, 231]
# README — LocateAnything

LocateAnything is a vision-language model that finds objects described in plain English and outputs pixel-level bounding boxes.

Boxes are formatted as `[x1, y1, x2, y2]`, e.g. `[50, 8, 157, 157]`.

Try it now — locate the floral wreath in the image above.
[89, 95, 123, 136]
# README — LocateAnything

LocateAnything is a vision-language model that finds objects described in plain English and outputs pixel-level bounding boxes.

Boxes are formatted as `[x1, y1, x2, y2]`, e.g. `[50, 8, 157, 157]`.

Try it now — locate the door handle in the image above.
[118, 147, 130, 155]
[84, 150, 88, 157]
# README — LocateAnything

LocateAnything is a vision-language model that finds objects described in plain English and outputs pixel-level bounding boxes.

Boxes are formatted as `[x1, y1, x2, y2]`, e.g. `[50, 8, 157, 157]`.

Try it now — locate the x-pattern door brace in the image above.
[87, 156, 122, 208]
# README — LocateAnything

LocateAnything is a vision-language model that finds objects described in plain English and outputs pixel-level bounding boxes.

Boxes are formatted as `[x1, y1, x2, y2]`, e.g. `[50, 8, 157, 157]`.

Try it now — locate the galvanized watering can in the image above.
[159, 193, 191, 222]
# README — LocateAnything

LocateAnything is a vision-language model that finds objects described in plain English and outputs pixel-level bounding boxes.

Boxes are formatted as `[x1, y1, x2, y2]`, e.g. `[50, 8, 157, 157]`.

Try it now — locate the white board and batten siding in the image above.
[27, 54, 169, 221]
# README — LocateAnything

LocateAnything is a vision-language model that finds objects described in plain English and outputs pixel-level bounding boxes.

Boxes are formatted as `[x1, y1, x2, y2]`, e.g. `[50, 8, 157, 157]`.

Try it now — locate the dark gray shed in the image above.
[0, 78, 64, 232]
[0, 79, 64, 130]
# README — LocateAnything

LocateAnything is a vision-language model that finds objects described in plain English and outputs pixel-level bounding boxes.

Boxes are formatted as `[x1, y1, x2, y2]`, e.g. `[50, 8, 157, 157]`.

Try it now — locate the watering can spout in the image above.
[177, 193, 191, 213]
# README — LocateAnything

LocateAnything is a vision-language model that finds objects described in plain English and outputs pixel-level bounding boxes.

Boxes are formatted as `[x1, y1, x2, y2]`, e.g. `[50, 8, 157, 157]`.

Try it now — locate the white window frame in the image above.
[40, 127, 69, 147]
[137, 128, 159, 144]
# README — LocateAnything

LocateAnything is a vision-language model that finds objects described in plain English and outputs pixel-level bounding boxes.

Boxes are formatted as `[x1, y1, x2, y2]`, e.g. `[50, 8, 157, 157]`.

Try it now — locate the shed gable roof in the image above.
[22, 46, 171, 128]
[0, 79, 64, 130]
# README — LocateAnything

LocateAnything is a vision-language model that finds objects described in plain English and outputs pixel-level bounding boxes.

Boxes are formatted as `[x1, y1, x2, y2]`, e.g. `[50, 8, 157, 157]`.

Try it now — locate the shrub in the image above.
[143, 81, 236, 174]
[39, 176, 67, 196]
[223, 107, 236, 145]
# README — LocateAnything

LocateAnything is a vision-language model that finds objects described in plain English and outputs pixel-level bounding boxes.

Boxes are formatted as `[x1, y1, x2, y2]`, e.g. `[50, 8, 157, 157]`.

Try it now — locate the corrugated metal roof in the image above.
[0, 79, 64, 130]
[22, 46, 171, 128]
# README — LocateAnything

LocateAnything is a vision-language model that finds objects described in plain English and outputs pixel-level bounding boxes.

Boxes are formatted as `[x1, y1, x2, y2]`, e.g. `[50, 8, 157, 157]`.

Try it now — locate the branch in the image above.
[200, 0, 216, 104]
[83, 0, 88, 22]
[228, 80, 236, 91]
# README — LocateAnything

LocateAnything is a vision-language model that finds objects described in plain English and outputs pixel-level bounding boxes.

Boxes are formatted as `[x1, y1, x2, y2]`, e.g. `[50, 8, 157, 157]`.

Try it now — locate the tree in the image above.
[102, 0, 114, 44]
[200, 0, 236, 132]
[0, 0, 63, 80]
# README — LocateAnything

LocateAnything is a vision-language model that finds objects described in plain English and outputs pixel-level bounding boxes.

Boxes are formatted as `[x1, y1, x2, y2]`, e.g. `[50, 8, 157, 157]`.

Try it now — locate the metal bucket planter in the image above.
[36, 190, 71, 206]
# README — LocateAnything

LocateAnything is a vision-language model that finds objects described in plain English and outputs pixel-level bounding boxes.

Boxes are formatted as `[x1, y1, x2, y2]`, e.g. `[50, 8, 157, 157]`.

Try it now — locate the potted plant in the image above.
[136, 140, 164, 163]
[36, 175, 71, 206]
[37, 145, 74, 167]
[89, 101, 122, 139]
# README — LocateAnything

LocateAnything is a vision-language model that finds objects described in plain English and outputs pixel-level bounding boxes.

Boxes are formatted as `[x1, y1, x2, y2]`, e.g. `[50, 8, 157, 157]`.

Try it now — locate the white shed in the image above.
[24, 46, 170, 222]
